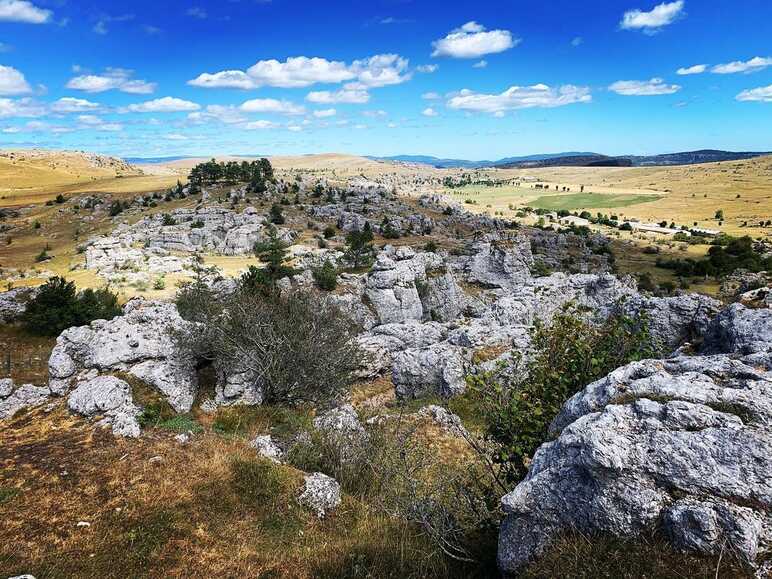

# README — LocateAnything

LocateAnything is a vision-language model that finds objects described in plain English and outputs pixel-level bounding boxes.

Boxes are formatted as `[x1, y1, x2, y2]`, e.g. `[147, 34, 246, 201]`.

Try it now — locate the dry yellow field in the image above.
[455, 156, 772, 238]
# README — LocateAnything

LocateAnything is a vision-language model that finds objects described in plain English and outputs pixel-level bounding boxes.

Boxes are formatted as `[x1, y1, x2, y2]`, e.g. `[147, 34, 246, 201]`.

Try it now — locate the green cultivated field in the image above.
[529, 193, 663, 211]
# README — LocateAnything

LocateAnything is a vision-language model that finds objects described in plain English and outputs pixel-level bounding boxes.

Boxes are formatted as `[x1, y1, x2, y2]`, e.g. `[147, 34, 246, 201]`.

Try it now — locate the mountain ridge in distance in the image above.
[372, 149, 772, 169]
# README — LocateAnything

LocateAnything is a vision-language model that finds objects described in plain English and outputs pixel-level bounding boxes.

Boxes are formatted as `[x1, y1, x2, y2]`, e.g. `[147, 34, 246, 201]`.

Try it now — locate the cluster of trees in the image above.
[656, 235, 772, 278]
[22, 277, 122, 336]
[188, 158, 274, 193]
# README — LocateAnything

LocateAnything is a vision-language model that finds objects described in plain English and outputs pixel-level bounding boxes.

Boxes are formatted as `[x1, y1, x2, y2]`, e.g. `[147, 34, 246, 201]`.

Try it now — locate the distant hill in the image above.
[374, 150, 772, 169]
[372, 152, 597, 169]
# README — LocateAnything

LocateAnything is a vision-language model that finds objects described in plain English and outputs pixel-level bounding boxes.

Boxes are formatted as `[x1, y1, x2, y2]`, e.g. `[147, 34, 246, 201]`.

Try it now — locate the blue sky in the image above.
[0, 0, 770, 159]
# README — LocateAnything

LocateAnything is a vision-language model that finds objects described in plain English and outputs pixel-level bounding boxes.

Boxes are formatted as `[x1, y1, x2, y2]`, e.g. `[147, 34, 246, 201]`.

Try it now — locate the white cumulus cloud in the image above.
[447, 84, 591, 114]
[0, 65, 31, 95]
[736, 85, 772, 102]
[66, 68, 156, 94]
[240, 98, 305, 115]
[127, 96, 200, 113]
[711, 56, 772, 74]
[189, 54, 411, 91]
[313, 108, 336, 118]
[620, 1, 684, 34]
[0, 0, 51, 24]
[676, 64, 706, 75]
[431, 21, 518, 59]
[0, 97, 45, 118]
[50, 97, 101, 113]
[422, 107, 438, 117]
[609, 78, 680, 96]
[306, 88, 370, 104]
[417, 64, 438, 73]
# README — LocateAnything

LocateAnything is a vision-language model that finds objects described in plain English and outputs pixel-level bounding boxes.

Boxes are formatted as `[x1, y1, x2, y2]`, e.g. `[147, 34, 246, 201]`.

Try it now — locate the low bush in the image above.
[22, 277, 122, 336]
[312, 260, 338, 291]
[466, 307, 655, 484]
[174, 285, 365, 407]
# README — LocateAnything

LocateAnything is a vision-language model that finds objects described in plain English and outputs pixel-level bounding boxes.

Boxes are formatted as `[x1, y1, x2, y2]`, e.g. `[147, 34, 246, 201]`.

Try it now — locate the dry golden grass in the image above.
[446, 156, 772, 238]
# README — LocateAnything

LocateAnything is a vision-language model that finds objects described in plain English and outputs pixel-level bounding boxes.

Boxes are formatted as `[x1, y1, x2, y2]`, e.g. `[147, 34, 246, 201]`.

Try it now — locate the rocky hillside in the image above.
[0, 168, 770, 578]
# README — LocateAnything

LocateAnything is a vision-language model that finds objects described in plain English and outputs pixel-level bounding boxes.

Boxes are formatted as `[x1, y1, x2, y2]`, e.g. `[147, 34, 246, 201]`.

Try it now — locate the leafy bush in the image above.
[161, 214, 176, 227]
[322, 225, 336, 239]
[312, 260, 338, 291]
[466, 308, 655, 484]
[22, 277, 122, 336]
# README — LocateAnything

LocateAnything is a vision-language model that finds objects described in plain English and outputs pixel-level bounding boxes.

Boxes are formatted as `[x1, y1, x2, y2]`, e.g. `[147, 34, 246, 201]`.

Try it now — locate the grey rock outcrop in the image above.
[47, 299, 198, 412]
[298, 472, 342, 518]
[250, 434, 284, 463]
[498, 306, 772, 575]
[67, 375, 141, 438]
[0, 286, 38, 323]
[701, 303, 772, 356]
[0, 378, 49, 420]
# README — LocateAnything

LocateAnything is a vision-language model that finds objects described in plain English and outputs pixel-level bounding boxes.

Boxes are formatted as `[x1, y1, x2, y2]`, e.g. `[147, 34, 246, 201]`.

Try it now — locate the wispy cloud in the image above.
[66, 68, 156, 94]
[712, 56, 771, 74]
[736, 85, 772, 102]
[609, 78, 681, 96]
[447, 84, 591, 114]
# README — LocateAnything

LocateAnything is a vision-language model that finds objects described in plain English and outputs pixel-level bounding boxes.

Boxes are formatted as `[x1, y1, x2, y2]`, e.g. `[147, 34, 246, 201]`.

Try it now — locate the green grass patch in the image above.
[157, 414, 203, 433]
[0, 486, 20, 505]
[529, 193, 662, 211]
[213, 404, 312, 438]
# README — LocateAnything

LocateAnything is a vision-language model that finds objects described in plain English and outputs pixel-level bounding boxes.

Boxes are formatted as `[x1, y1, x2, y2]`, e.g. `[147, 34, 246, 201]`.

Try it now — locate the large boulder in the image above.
[461, 235, 534, 289]
[0, 286, 39, 324]
[0, 378, 49, 420]
[68, 375, 141, 438]
[701, 303, 772, 356]
[47, 299, 198, 412]
[365, 249, 443, 324]
[619, 292, 722, 352]
[392, 343, 469, 399]
[497, 305, 772, 575]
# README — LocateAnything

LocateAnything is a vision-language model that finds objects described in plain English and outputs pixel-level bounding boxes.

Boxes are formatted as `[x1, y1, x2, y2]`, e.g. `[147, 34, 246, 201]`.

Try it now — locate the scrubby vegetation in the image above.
[173, 280, 364, 406]
[466, 308, 655, 483]
[188, 158, 274, 193]
[656, 235, 772, 278]
[22, 276, 121, 336]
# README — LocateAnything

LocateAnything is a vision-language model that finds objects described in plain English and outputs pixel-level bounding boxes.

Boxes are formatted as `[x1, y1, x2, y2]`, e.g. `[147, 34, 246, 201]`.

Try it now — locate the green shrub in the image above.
[161, 214, 176, 227]
[467, 308, 655, 484]
[22, 277, 122, 336]
[312, 260, 338, 291]
[322, 225, 336, 239]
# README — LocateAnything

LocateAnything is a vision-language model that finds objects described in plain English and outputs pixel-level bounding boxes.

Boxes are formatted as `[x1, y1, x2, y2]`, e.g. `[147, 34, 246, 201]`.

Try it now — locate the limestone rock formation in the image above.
[67, 375, 141, 438]
[48, 299, 198, 413]
[498, 306, 772, 575]
[0, 286, 38, 323]
[0, 378, 50, 420]
[298, 472, 341, 518]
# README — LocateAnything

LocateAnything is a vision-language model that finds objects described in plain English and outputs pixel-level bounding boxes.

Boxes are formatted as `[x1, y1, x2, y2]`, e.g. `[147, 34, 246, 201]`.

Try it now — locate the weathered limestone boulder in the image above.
[460, 235, 534, 289]
[213, 364, 263, 407]
[701, 303, 772, 356]
[392, 343, 469, 399]
[365, 249, 443, 324]
[497, 305, 772, 575]
[0, 378, 49, 420]
[298, 472, 342, 518]
[619, 292, 722, 352]
[250, 434, 283, 463]
[68, 375, 141, 438]
[0, 286, 38, 323]
[47, 299, 198, 412]
[313, 404, 366, 439]
[419, 269, 466, 322]
[85, 237, 144, 272]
